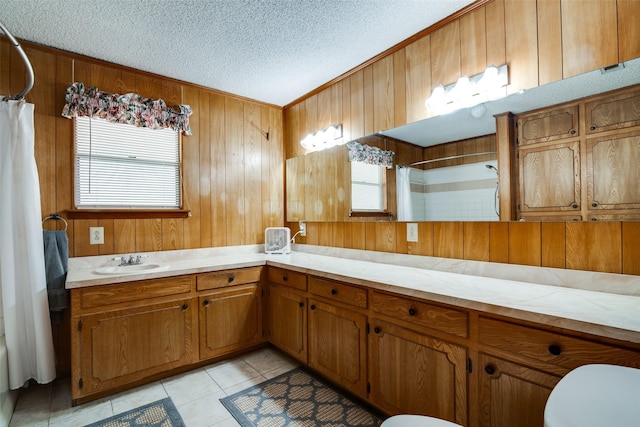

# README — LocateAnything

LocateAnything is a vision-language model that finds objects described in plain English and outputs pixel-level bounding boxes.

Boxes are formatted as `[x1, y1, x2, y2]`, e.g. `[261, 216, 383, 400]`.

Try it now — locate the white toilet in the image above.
[544, 364, 640, 427]
[381, 414, 462, 427]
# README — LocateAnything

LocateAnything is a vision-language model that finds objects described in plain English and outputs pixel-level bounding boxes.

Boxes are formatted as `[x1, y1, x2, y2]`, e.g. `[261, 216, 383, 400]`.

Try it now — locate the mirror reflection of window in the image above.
[351, 161, 386, 211]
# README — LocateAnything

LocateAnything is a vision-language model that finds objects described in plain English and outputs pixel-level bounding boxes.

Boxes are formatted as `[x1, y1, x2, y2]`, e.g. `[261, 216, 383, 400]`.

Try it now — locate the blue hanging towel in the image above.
[43, 230, 69, 317]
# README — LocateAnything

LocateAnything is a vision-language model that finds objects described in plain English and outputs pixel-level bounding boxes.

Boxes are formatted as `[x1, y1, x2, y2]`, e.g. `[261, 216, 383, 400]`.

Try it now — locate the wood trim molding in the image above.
[66, 209, 191, 219]
[284, 0, 493, 110]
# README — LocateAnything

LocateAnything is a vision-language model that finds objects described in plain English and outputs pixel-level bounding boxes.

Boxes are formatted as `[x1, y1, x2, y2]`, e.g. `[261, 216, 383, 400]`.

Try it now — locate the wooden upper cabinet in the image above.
[518, 141, 581, 213]
[485, 0, 506, 67]
[585, 87, 640, 134]
[505, 0, 538, 94]
[618, 0, 640, 62]
[586, 130, 640, 212]
[561, 0, 618, 79]
[405, 36, 431, 123]
[431, 20, 461, 87]
[460, 6, 487, 78]
[537, 0, 563, 85]
[517, 105, 579, 146]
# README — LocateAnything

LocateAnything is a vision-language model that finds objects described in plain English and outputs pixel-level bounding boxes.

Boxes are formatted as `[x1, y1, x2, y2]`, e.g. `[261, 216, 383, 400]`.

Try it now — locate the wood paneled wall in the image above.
[1, 40, 284, 259]
[294, 221, 640, 275]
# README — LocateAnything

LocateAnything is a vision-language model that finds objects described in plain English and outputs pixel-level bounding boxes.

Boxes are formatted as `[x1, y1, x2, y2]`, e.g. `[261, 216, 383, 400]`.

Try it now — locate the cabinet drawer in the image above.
[267, 267, 307, 291]
[197, 267, 262, 291]
[372, 291, 468, 338]
[79, 275, 193, 309]
[309, 277, 367, 309]
[478, 317, 640, 370]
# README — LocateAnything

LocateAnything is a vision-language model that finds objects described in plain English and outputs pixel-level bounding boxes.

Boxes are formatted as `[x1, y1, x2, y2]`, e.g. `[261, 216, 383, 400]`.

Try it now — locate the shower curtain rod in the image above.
[0, 20, 34, 101]
[399, 151, 497, 168]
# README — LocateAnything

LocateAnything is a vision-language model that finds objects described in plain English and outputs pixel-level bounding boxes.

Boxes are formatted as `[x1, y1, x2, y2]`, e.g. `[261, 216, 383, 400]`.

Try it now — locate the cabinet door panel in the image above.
[478, 353, 560, 427]
[308, 299, 367, 397]
[78, 299, 195, 396]
[268, 285, 307, 363]
[369, 320, 467, 425]
[586, 89, 640, 134]
[587, 131, 640, 210]
[517, 106, 579, 146]
[518, 141, 580, 212]
[199, 284, 263, 360]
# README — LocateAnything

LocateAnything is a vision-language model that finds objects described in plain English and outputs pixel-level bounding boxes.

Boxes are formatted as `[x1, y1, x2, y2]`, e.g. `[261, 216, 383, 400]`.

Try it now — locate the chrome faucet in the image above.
[113, 254, 148, 266]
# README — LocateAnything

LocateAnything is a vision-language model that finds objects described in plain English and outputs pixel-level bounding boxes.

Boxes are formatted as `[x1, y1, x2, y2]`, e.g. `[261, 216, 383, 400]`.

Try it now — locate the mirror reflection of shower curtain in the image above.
[0, 100, 56, 389]
[396, 166, 413, 221]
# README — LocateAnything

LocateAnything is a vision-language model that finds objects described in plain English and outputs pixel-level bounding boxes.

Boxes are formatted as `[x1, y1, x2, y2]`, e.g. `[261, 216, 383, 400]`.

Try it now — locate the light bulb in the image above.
[425, 84, 445, 109]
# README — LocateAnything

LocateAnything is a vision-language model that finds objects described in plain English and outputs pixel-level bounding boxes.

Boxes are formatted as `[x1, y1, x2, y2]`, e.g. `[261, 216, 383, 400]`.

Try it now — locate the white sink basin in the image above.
[93, 263, 168, 275]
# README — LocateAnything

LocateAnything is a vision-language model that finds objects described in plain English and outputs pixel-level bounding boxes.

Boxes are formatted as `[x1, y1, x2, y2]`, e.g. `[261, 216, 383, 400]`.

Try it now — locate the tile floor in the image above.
[9, 346, 300, 427]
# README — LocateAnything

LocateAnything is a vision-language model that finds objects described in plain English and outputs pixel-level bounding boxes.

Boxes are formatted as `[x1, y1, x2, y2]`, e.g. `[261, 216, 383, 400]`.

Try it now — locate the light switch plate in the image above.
[90, 227, 104, 245]
[407, 223, 418, 242]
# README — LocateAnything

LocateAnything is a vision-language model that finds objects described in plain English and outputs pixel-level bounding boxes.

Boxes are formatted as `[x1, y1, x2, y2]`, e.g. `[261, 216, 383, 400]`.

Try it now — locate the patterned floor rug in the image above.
[84, 397, 185, 427]
[220, 368, 383, 426]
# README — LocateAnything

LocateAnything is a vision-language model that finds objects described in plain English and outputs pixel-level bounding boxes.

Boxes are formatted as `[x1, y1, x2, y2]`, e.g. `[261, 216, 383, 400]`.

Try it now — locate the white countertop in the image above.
[66, 245, 640, 345]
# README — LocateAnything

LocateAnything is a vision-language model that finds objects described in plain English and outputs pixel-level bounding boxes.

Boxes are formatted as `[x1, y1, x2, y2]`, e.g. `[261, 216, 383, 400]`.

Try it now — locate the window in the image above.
[74, 116, 181, 210]
[351, 161, 386, 211]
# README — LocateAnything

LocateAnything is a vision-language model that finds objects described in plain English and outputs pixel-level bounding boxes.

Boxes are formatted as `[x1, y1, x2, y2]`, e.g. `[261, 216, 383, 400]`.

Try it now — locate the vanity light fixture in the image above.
[300, 124, 343, 151]
[425, 64, 508, 114]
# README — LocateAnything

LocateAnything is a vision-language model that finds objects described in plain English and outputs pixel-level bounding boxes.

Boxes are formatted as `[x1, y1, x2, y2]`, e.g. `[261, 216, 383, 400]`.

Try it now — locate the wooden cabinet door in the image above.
[586, 130, 640, 213]
[517, 106, 579, 146]
[268, 285, 307, 363]
[369, 319, 468, 426]
[478, 353, 560, 427]
[585, 88, 640, 135]
[308, 299, 368, 398]
[75, 298, 196, 398]
[518, 141, 581, 214]
[561, 0, 618, 78]
[199, 284, 263, 360]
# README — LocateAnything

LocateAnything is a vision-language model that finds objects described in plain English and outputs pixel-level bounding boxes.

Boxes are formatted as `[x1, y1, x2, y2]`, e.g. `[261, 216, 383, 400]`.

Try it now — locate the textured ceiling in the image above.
[1, 0, 474, 106]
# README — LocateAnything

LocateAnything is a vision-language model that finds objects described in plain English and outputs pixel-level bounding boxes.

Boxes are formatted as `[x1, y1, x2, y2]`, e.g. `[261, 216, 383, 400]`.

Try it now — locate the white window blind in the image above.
[74, 116, 181, 209]
[351, 161, 384, 211]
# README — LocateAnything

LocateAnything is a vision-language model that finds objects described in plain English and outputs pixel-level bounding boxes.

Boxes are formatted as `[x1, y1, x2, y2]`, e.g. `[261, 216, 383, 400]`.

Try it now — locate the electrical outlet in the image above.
[90, 227, 104, 245]
[299, 221, 307, 237]
[407, 223, 418, 242]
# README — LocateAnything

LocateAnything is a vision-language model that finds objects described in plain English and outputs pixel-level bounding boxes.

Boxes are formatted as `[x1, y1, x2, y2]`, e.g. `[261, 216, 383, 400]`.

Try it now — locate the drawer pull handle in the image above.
[408, 308, 416, 316]
[548, 344, 562, 356]
[374, 327, 381, 334]
[310, 304, 316, 310]
[203, 299, 210, 307]
[484, 365, 495, 375]
[282, 276, 288, 281]
[298, 302, 304, 308]
[331, 289, 337, 295]
[181, 303, 189, 312]
[228, 275, 235, 283]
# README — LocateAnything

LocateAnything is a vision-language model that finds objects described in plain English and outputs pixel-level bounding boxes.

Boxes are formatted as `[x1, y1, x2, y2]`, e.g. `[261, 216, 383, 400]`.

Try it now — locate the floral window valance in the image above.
[346, 141, 395, 169]
[61, 82, 193, 135]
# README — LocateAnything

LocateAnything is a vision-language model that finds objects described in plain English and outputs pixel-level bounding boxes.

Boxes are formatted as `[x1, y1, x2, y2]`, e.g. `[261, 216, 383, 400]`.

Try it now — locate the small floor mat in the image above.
[84, 397, 185, 427]
[220, 368, 382, 426]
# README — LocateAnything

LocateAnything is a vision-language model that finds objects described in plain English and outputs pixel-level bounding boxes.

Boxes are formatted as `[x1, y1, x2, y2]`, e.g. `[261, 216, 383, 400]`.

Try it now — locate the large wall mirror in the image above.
[286, 58, 640, 222]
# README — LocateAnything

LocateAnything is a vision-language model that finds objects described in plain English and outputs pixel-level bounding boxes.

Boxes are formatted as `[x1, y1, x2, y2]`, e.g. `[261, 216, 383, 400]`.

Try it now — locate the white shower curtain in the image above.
[396, 166, 413, 221]
[0, 100, 56, 389]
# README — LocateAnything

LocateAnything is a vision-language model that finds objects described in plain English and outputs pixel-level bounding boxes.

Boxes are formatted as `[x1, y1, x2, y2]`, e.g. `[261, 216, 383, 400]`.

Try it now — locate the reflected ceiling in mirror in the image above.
[380, 57, 640, 147]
